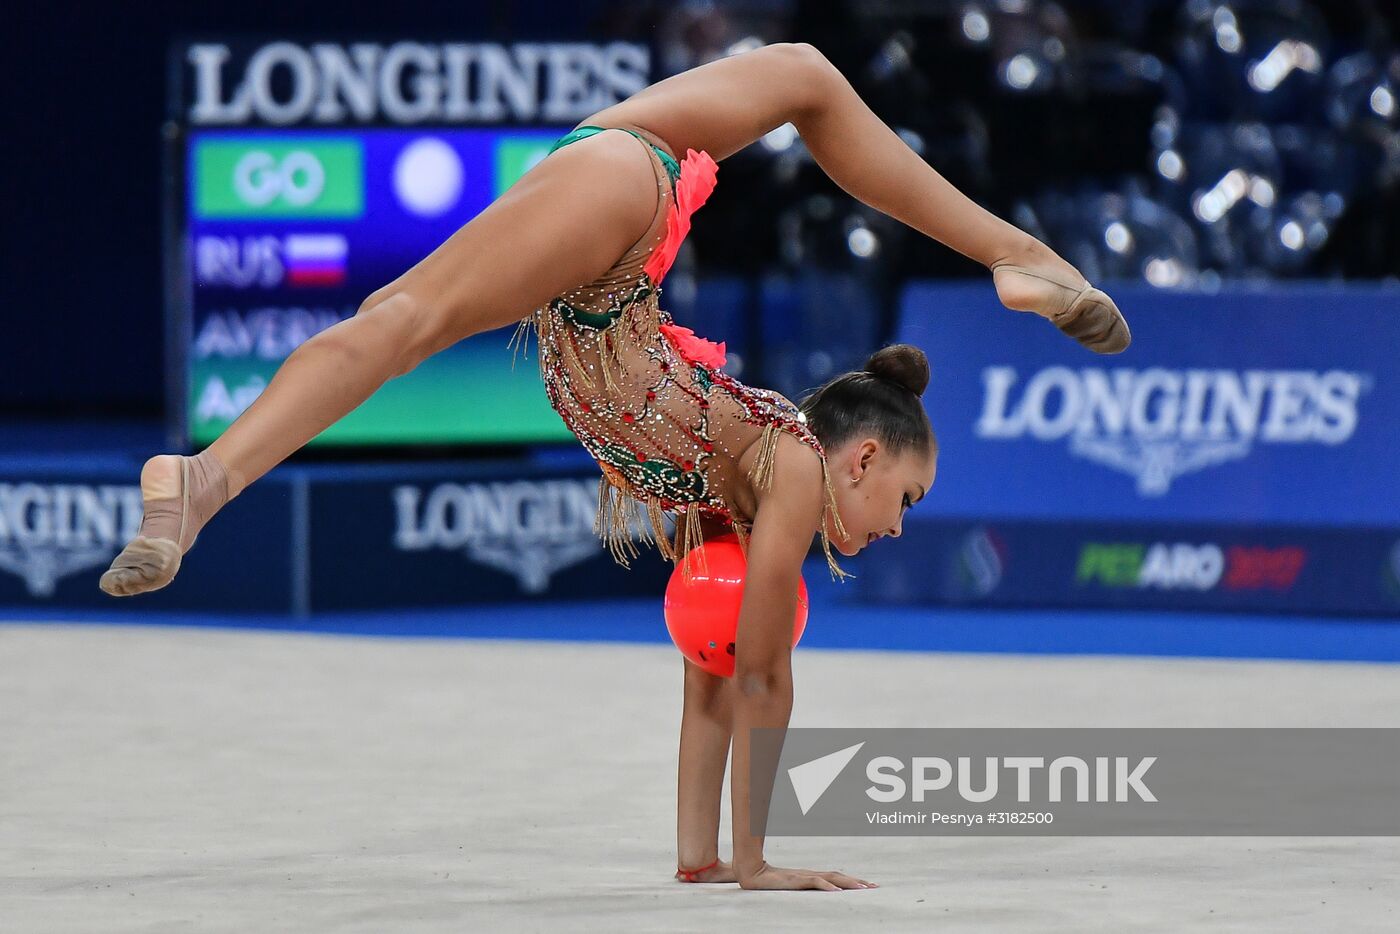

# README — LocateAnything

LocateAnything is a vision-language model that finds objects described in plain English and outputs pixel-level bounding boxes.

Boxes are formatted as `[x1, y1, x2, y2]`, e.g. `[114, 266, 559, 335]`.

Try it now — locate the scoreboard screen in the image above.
[178, 126, 575, 446]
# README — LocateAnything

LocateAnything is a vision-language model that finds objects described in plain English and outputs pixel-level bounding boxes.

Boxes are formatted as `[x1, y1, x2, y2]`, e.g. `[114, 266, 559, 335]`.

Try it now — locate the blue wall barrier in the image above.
[304, 462, 671, 611]
[848, 519, 1400, 617]
[0, 461, 294, 612]
[867, 281, 1400, 617]
[0, 456, 672, 615]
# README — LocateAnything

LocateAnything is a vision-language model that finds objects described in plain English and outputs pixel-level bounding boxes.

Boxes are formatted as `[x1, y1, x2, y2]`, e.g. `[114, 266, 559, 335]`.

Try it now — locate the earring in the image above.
[849, 477, 860, 484]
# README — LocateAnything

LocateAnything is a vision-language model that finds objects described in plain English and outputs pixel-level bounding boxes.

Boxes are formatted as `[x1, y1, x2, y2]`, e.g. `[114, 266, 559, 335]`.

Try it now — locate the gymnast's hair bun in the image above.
[863, 343, 930, 396]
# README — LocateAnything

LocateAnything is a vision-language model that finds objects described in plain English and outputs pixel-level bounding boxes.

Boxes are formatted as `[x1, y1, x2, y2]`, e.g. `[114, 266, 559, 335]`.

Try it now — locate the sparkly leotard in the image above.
[516, 125, 848, 576]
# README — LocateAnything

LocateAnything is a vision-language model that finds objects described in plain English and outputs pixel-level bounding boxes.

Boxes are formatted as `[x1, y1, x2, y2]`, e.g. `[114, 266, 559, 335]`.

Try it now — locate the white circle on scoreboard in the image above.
[394, 138, 465, 217]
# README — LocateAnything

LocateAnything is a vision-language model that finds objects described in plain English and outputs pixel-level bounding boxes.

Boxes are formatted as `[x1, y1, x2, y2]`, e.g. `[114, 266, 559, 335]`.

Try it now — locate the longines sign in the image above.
[179, 40, 651, 126]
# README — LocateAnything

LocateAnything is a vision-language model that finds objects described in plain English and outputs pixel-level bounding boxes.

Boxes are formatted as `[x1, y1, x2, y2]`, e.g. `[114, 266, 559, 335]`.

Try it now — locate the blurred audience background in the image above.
[7, 0, 1398, 410]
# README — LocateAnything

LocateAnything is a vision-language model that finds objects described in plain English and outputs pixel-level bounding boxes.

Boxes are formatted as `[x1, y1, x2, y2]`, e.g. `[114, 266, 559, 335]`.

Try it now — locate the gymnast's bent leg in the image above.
[589, 42, 1129, 351]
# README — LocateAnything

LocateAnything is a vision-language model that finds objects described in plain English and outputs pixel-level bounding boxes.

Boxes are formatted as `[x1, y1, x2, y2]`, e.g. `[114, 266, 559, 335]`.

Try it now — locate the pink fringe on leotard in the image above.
[648, 148, 725, 368]
[658, 323, 727, 369]
[643, 148, 720, 285]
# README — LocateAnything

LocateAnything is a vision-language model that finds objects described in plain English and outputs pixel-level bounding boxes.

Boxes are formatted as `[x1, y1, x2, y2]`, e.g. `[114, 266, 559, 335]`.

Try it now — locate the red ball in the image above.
[663, 533, 808, 678]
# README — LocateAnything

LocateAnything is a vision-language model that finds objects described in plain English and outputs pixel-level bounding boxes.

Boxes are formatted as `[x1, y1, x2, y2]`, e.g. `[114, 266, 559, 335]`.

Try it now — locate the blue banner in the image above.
[849, 519, 1400, 617]
[305, 461, 672, 610]
[896, 283, 1400, 527]
[0, 463, 293, 612]
[0, 457, 672, 615]
[874, 282, 1400, 616]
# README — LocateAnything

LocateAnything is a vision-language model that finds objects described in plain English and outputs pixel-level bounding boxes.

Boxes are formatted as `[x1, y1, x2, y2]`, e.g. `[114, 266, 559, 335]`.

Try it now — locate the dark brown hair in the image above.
[798, 344, 936, 457]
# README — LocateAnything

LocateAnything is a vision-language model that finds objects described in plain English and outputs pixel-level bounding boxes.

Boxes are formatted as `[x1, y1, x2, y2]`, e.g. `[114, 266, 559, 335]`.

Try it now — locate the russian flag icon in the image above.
[283, 234, 348, 287]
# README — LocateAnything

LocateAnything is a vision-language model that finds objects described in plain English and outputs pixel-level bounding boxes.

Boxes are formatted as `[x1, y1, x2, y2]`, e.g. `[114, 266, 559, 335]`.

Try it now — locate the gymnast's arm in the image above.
[587, 41, 1011, 267]
[727, 435, 872, 891]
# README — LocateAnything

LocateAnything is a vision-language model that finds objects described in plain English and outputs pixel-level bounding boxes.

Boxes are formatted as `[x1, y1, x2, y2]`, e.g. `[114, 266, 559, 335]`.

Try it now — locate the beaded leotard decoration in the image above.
[514, 125, 849, 578]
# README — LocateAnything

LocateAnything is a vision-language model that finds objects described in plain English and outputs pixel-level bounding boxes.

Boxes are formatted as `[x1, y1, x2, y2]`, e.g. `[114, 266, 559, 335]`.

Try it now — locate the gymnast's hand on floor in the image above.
[738, 860, 878, 891]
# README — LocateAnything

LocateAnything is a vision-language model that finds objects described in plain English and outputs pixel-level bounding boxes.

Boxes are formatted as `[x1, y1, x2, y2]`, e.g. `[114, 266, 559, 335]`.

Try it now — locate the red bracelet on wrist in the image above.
[675, 857, 720, 882]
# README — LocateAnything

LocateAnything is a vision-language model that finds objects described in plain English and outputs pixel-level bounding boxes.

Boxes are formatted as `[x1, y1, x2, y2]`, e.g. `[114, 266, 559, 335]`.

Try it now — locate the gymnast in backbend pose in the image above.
[102, 43, 1128, 890]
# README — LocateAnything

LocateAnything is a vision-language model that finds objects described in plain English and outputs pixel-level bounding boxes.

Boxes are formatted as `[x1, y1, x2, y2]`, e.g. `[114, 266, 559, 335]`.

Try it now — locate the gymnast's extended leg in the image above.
[99, 131, 662, 595]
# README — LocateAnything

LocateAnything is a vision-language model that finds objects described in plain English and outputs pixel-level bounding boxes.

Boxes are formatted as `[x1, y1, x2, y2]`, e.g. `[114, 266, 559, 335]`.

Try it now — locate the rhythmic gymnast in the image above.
[101, 43, 1129, 891]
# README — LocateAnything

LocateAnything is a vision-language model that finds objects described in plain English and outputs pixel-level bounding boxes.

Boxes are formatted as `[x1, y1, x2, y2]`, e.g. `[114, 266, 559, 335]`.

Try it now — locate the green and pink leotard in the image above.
[517, 124, 848, 576]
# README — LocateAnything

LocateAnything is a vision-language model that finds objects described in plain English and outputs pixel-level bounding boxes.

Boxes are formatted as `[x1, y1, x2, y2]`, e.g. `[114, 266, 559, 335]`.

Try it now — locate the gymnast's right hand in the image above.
[738, 860, 878, 891]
